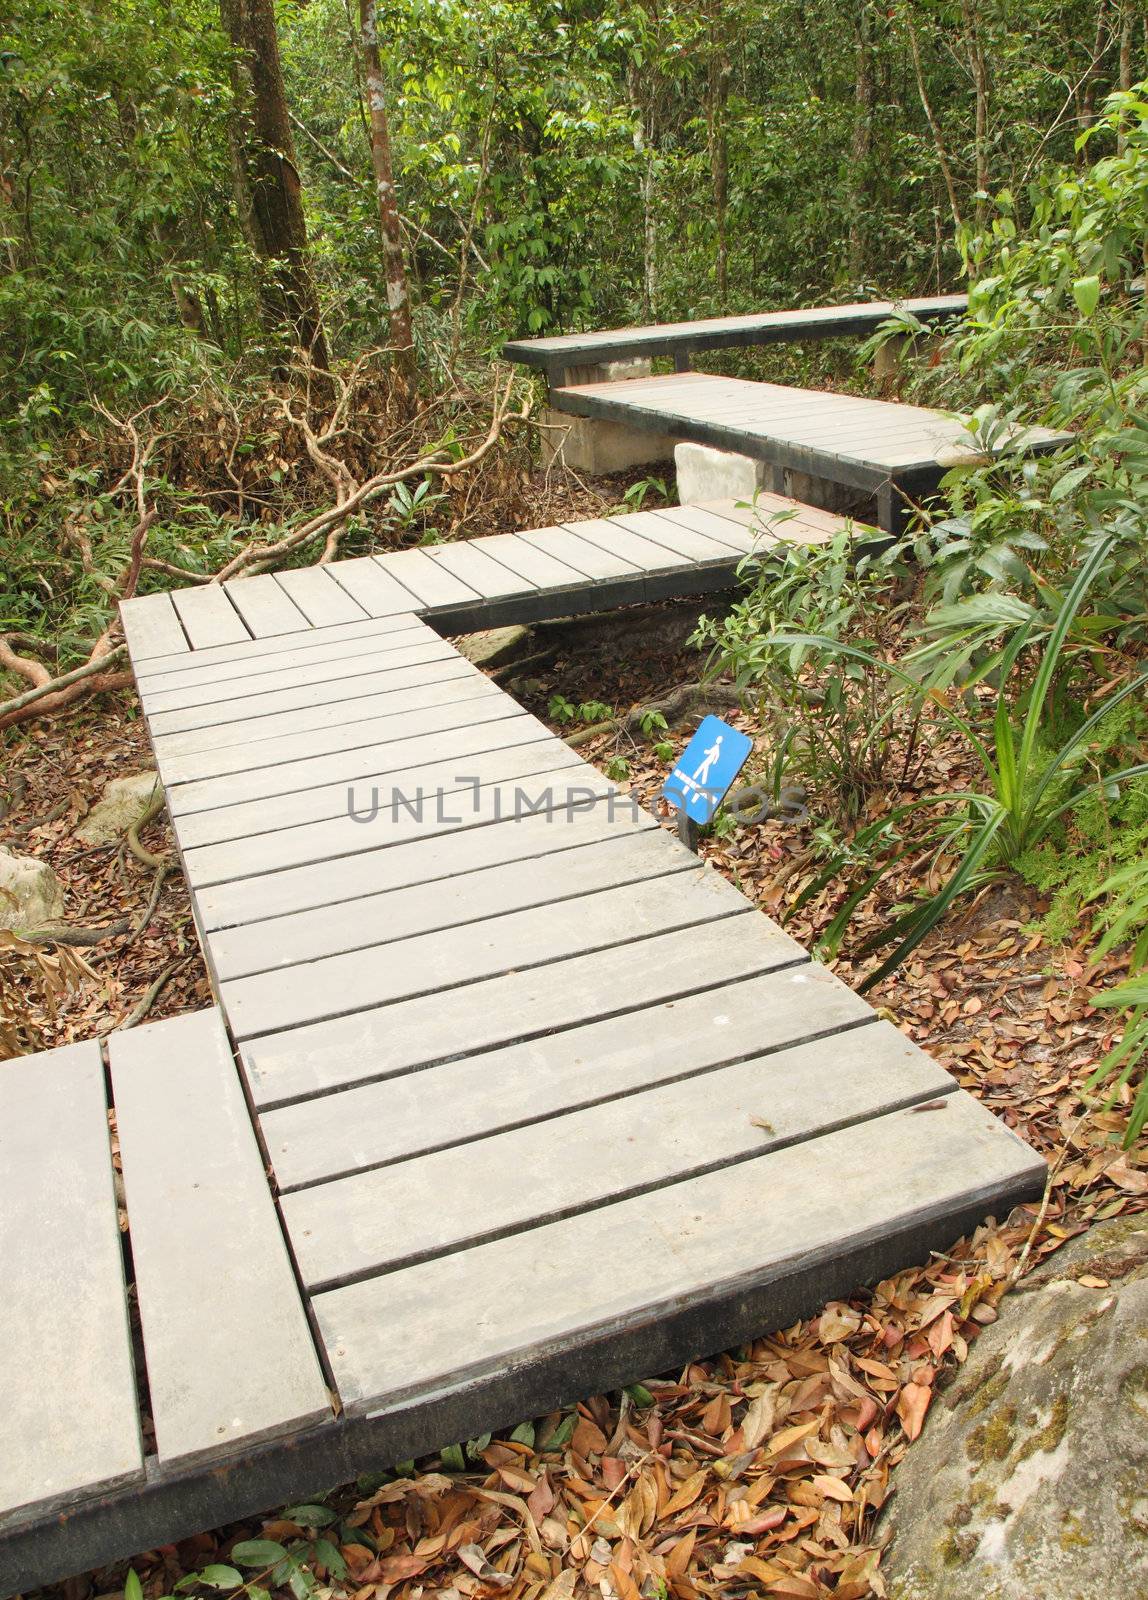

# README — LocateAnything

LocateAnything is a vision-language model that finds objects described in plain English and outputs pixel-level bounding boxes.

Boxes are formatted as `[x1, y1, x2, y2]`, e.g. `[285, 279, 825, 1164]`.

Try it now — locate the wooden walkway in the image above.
[503, 294, 969, 379]
[118, 497, 848, 660]
[0, 499, 1046, 1594]
[547, 374, 1072, 533]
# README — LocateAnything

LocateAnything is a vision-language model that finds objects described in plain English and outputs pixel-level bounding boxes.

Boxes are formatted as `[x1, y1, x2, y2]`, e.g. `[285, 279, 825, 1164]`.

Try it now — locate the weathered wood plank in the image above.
[225, 866, 751, 1040]
[273, 566, 370, 626]
[135, 613, 423, 679]
[165, 690, 517, 810]
[473, 533, 589, 589]
[140, 636, 455, 715]
[519, 525, 641, 580]
[242, 911, 805, 1109]
[224, 574, 310, 638]
[286, 1022, 951, 1288]
[136, 617, 442, 699]
[119, 594, 189, 660]
[263, 962, 872, 1189]
[170, 585, 251, 648]
[325, 557, 422, 616]
[554, 517, 685, 573]
[109, 1012, 330, 1465]
[174, 714, 553, 841]
[182, 743, 588, 887]
[423, 541, 535, 599]
[502, 295, 969, 367]
[617, 507, 747, 559]
[177, 720, 561, 849]
[372, 547, 482, 610]
[145, 654, 470, 738]
[313, 1089, 1044, 1415]
[211, 822, 691, 980]
[0, 1042, 143, 1518]
[196, 774, 622, 930]
[154, 673, 500, 783]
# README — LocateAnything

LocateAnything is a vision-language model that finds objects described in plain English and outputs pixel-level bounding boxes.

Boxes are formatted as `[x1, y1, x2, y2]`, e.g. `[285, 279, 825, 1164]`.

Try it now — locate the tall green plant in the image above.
[777, 535, 1148, 989]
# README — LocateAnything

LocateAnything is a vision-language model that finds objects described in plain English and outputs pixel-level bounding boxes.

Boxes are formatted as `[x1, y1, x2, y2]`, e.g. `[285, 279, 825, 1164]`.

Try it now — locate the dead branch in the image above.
[0, 642, 130, 730]
[566, 681, 743, 747]
[210, 372, 530, 581]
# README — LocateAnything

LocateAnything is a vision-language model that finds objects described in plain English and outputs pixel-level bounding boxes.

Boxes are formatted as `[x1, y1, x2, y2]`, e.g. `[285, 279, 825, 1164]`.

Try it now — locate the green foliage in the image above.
[780, 537, 1148, 988]
[693, 528, 906, 822]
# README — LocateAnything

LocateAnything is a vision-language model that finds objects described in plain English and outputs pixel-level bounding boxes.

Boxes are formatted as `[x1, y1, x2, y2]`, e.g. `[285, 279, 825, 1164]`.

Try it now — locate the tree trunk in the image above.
[359, 0, 415, 383]
[705, 33, 731, 308]
[960, 0, 989, 227]
[905, 10, 964, 236]
[219, 0, 328, 368]
[848, 0, 875, 282]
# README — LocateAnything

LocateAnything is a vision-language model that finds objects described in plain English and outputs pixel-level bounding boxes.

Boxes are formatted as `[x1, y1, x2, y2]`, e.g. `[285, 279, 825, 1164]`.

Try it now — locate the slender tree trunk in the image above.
[960, 0, 989, 226]
[1117, 1, 1133, 153]
[629, 63, 659, 322]
[905, 10, 964, 235]
[705, 32, 731, 308]
[359, 0, 415, 382]
[1080, 0, 1111, 133]
[219, 0, 328, 368]
[848, 0, 875, 282]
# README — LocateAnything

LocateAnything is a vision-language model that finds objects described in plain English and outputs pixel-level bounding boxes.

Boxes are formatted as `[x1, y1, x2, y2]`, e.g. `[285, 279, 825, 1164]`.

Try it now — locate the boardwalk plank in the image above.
[373, 548, 481, 609]
[182, 744, 588, 886]
[137, 618, 440, 698]
[146, 654, 469, 737]
[109, 1012, 330, 1465]
[518, 525, 641, 581]
[224, 574, 310, 638]
[196, 776, 624, 930]
[503, 295, 968, 367]
[326, 557, 422, 616]
[473, 533, 589, 589]
[242, 912, 804, 1108]
[210, 824, 691, 980]
[0, 1042, 143, 1518]
[263, 963, 872, 1189]
[166, 691, 517, 809]
[141, 637, 455, 714]
[313, 1091, 1044, 1416]
[171, 585, 251, 648]
[174, 713, 556, 838]
[287, 1023, 950, 1289]
[135, 613, 423, 679]
[177, 721, 561, 849]
[424, 541, 536, 599]
[155, 674, 501, 784]
[119, 594, 188, 659]
[222, 861, 750, 1039]
[556, 517, 686, 573]
[273, 567, 370, 626]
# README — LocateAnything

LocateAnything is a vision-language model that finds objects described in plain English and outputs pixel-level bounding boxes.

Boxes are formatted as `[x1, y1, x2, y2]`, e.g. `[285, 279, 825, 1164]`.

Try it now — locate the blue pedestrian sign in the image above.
[662, 715, 753, 826]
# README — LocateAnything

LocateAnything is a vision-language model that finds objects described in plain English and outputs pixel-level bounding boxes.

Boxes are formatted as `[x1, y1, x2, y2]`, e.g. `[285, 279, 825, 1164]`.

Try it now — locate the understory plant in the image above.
[692, 526, 908, 823]
[772, 536, 1148, 983]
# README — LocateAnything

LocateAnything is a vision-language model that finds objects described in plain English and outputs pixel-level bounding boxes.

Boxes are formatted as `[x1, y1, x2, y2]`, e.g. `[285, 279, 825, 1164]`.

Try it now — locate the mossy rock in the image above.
[884, 1216, 1148, 1600]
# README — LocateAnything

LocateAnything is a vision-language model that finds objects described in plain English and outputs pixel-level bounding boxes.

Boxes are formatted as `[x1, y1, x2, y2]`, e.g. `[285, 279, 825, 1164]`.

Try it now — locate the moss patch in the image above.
[1015, 1393, 1070, 1463]
[967, 1404, 1017, 1466]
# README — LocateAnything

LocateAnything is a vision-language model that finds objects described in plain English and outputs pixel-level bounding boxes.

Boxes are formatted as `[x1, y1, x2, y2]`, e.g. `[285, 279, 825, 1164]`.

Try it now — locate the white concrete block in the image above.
[674, 442, 767, 506]
[541, 409, 677, 474]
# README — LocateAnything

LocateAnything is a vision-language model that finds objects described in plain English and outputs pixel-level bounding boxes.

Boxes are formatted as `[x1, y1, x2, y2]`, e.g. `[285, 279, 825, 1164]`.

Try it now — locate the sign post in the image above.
[661, 715, 753, 853]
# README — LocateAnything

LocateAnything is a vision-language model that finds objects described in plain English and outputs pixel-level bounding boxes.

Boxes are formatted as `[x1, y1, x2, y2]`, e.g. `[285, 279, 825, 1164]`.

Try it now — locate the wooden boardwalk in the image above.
[503, 294, 969, 378]
[547, 374, 1071, 533]
[0, 498, 1046, 1594]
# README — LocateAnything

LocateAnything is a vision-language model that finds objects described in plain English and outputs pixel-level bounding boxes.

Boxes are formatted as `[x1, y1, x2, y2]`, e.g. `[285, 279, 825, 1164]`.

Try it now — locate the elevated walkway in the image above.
[0, 499, 1044, 1594]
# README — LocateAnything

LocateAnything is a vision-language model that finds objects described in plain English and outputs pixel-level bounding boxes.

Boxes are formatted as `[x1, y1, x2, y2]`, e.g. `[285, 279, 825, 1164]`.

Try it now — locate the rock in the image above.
[455, 626, 531, 669]
[883, 1215, 1148, 1599]
[75, 771, 162, 846]
[0, 848, 65, 931]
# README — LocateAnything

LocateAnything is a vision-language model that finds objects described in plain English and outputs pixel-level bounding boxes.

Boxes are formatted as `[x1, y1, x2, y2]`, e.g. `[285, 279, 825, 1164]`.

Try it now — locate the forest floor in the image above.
[4, 467, 1146, 1600]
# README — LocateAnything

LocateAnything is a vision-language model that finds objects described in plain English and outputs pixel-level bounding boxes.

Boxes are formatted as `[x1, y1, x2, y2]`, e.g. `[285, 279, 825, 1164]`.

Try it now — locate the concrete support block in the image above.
[542, 409, 677, 474]
[674, 442, 767, 506]
[562, 356, 653, 386]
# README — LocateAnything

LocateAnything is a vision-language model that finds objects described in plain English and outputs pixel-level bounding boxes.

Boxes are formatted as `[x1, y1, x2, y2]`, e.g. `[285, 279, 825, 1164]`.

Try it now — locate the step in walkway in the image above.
[118, 497, 849, 657]
[0, 500, 1045, 1594]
